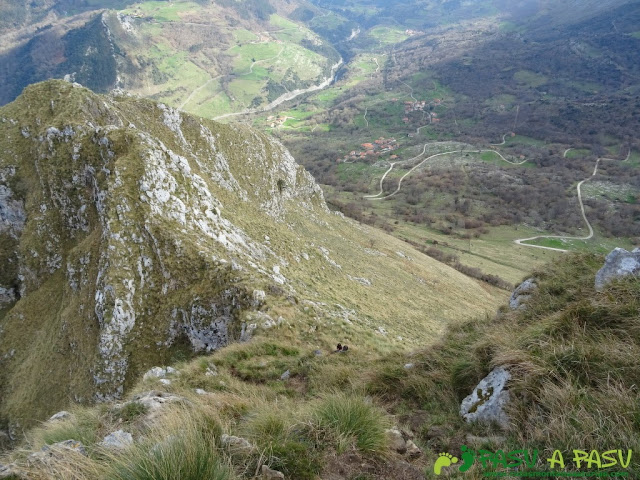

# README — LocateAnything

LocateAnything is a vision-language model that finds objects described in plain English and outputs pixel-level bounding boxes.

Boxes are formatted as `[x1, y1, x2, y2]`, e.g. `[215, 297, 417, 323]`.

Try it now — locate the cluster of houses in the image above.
[403, 112, 439, 124]
[340, 137, 398, 162]
[402, 97, 441, 114]
[400, 98, 443, 125]
[404, 29, 424, 36]
[266, 115, 293, 129]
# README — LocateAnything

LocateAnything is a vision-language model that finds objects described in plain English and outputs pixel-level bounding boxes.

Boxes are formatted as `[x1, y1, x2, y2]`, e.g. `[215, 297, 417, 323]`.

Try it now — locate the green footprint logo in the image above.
[434, 452, 458, 475]
[459, 445, 475, 472]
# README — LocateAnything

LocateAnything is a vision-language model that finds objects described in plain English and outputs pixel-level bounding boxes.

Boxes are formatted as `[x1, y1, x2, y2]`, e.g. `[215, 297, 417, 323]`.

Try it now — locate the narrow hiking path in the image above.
[514, 158, 600, 252]
[363, 107, 369, 127]
[401, 81, 417, 103]
[416, 124, 429, 135]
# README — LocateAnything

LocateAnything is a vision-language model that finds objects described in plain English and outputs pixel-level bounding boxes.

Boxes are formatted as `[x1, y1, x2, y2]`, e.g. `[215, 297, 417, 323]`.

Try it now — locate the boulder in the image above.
[48, 411, 72, 422]
[261, 464, 285, 479]
[405, 440, 422, 457]
[221, 434, 254, 455]
[460, 367, 511, 429]
[127, 391, 185, 410]
[385, 428, 407, 454]
[509, 278, 537, 310]
[142, 366, 179, 381]
[100, 430, 133, 449]
[115, 391, 186, 422]
[595, 248, 640, 291]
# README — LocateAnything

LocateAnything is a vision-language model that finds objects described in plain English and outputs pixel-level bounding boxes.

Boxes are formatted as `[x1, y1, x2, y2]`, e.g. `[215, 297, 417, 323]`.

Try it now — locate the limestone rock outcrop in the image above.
[460, 367, 511, 429]
[595, 247, 640, 290]
[509, 278, 537, 310]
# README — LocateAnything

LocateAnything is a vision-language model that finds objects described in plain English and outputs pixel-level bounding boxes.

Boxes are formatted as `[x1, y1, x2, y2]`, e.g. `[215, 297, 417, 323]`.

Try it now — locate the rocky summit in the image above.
[0, 80, 502, 433]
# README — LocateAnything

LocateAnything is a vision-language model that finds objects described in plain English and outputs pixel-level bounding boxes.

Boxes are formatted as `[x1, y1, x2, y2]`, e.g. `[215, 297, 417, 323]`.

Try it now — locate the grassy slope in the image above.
[4, 252, 638, 479]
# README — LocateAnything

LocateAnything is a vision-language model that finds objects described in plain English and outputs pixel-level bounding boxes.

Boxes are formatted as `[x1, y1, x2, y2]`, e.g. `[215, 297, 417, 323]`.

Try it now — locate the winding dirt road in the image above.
[363, 135, 632, 253]
[365, 143, 528, 201]
[491, 133, 508, 146]
[514, 148, 632, 252]
[240, 47, 284, 76]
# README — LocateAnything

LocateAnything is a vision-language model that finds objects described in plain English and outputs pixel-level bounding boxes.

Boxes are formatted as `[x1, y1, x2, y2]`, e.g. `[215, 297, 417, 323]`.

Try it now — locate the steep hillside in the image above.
[0, 249, 637, 479]
[0, 80, 503, 434]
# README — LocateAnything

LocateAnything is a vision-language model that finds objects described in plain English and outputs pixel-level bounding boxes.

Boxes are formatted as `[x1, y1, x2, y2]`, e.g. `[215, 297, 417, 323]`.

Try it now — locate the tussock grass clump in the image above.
[106, 405, 230, 480]
[30, 407, 103, 449]
[107, 431, 233, 480]
[241, 408, 322, 480]
[109, 402, 149, 423]
[309, 392, 390, 454]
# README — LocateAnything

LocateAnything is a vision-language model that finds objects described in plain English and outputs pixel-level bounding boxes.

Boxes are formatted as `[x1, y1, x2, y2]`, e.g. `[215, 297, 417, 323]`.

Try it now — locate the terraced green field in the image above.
[368, 26, 409, 45]
[114, 1, 337, 117]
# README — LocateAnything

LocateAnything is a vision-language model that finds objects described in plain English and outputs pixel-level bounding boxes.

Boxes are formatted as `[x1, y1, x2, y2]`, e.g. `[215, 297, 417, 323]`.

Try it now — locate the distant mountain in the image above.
[0, 0, 340, 116]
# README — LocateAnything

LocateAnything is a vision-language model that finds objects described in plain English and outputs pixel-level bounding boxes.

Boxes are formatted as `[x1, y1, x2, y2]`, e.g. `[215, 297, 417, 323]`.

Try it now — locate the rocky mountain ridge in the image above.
[0, 80, 502, 434]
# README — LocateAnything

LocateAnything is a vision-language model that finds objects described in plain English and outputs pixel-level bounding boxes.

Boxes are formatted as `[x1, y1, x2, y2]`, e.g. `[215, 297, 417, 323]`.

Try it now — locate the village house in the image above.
[341, 137, 398, 162]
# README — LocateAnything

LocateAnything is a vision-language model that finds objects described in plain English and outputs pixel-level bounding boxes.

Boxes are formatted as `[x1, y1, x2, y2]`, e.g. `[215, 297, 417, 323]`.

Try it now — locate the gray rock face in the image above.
[0, 185, 26, 237]
[0, 287, 16, 306]
[509, 278, 537, 310]
[100, 429, 133, 449]
[460, 367, 511, 429]
[595, 248, 640, 291]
